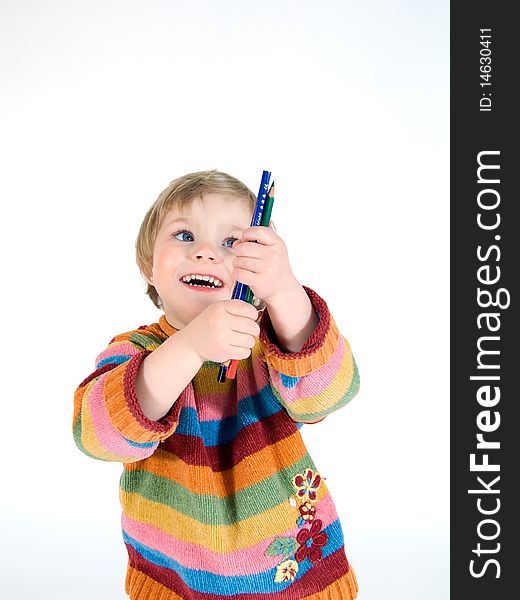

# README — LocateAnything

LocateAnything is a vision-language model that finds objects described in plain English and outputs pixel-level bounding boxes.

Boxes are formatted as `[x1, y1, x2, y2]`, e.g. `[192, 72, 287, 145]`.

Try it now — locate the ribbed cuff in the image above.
[104, 352, 180, 443]
[259, 286, 340, 377]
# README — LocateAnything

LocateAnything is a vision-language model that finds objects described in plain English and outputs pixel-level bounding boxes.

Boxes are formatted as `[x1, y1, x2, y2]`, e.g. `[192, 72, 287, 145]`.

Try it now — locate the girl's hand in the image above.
[181, 299, 260, 363]
[231, 227, 300, 304]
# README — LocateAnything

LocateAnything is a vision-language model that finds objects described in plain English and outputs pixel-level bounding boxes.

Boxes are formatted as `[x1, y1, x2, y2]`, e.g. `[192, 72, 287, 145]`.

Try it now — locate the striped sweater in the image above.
[73, 287, 360, 599]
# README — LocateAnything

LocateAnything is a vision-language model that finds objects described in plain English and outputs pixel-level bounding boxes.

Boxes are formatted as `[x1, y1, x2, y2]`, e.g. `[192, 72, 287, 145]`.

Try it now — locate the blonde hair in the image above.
[136, 170, 256, 308]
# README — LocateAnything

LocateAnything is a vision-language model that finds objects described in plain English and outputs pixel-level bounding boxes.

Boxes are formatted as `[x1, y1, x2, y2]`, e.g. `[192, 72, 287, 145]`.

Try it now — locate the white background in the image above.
[0, 1, 449, 598]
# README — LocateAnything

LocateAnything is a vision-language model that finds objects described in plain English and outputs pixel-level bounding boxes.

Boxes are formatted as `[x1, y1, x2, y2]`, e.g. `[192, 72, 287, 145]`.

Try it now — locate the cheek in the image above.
[152, 246, 183, 276]
[224, 253, 236, 273]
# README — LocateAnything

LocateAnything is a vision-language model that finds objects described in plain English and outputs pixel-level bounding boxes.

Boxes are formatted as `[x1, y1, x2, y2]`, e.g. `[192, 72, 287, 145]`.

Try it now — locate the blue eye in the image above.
[174, 230, 194, 242]
[224, 237, 238, 248]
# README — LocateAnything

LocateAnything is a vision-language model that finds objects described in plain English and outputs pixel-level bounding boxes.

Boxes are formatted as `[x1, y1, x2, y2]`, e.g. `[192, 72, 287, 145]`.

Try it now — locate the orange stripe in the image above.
[124, 429, 307, 496]
[126, 566, 184, 599]
[303, 565, 358, 599]
[73, 384, 83, 424]
[104, 362, 169, 443]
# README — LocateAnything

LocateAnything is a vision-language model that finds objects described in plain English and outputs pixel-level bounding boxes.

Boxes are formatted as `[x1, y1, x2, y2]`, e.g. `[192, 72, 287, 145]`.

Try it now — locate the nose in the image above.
[191, 241, 219, 262]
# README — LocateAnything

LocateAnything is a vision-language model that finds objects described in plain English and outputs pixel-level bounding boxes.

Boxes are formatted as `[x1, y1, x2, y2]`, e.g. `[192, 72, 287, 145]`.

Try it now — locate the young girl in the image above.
[73, 170, 360, 599]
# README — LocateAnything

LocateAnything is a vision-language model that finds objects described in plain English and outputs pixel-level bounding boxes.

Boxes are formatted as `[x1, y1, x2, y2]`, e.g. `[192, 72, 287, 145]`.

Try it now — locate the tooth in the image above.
[202, 275, 209, 281]
[208, 277, 214, 283]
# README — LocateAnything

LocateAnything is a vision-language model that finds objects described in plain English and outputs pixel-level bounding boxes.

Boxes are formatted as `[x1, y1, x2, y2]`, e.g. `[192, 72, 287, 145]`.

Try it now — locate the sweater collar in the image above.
[159, 315, 178, 337]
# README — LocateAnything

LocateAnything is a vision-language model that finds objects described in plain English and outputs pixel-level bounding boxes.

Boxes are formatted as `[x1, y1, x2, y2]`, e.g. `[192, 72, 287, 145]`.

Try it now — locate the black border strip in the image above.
[451, 2, 518, 596]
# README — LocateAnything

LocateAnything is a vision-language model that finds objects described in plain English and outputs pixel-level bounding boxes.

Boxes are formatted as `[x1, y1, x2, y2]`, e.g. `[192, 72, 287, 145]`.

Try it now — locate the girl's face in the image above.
[149, 193, 252, 329]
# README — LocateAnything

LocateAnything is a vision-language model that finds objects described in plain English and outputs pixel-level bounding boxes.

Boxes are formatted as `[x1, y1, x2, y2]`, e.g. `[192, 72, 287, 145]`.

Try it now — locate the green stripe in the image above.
[129, 332, 163, 350]
[119, 451, 318, 524]
[200, 360, 223, 370]
[277, 360, 360, 423]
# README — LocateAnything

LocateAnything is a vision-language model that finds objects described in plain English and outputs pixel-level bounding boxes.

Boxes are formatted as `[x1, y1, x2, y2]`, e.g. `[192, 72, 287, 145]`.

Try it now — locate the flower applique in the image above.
[292, 468, 321, 503]
[267, 467, 328, 583]
[296, 500, 316, 527]
[274, 559, 299, 582]
[295, 519, 329, 563]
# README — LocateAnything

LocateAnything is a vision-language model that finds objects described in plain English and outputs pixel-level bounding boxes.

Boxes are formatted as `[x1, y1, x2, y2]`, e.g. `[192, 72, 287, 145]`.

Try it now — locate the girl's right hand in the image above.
[181, 300, 260, 364]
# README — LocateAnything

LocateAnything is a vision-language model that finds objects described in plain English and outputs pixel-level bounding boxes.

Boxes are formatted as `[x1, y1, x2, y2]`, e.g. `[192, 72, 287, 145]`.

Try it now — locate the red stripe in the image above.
[78, 363, 115, 388]
[160, 408, 300, 471]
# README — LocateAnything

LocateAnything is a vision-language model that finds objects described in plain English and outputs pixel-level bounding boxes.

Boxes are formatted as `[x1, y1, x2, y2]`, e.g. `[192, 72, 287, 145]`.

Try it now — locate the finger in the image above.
[233, 255, 262, 273]
[225, 299, 259, 320]
[232, 241, 267, 259]
[236, 226, 278, 246]
[231, 315, 260, 337]
[227, 331, 257, 349]
[227, 346, 252, 361]
[231, 268, 256, 289]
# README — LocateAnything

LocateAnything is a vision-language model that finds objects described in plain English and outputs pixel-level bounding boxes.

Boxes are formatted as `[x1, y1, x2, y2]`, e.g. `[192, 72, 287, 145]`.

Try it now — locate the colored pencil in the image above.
[217, 171, 271, 383]
[224, 181, 276, 380]
[244, 183, 275, 305]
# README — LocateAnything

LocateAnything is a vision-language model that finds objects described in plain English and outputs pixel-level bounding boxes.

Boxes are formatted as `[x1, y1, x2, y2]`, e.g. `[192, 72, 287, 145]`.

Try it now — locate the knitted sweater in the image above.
[73, 287, 360, 599]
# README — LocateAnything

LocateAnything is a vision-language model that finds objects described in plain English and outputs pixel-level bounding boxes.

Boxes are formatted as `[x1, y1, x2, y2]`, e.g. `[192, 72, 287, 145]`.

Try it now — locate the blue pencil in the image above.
[217, 170, 271, 383]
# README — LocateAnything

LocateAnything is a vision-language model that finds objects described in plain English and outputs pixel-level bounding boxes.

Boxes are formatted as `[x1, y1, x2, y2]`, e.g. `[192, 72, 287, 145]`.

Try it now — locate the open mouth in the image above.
[180, 274, 224, 289]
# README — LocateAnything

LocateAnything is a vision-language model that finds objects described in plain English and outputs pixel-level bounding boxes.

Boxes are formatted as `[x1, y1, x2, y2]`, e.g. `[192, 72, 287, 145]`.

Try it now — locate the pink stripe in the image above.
[121, 492, 339, 574]
[96, 341, 141, 366]
[270, 337, 346, 406]
[195, 391, 238, 421]
[87, 374, 157, 459]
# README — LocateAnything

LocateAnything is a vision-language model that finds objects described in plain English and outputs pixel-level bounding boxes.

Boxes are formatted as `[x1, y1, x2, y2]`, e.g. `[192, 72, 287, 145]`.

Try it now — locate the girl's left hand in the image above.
[231, 226, 300, 304]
